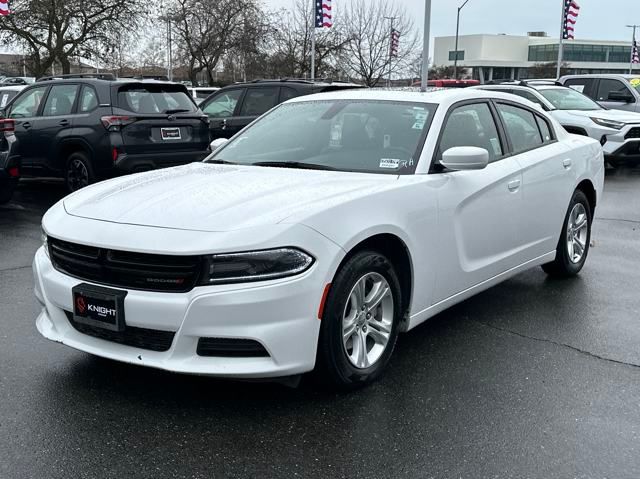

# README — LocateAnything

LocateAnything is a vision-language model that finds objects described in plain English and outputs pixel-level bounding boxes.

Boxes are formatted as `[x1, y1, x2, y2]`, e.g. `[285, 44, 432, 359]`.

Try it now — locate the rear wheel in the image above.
[65, 151, 94, 193]
[316, 251, 402, 389]
[542, 189, 592, 277]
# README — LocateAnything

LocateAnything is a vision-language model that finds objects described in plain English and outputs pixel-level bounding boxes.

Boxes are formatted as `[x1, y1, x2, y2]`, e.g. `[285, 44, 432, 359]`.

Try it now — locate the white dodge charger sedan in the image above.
[33, 89, 604, 388]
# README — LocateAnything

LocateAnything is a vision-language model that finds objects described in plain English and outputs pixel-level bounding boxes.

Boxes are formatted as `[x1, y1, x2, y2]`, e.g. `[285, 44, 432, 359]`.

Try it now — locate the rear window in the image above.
[117, 85, 196, 114]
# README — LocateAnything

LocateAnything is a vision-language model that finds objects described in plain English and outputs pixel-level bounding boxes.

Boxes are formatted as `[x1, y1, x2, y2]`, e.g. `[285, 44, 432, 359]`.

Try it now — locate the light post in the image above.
[384, 16, 397, 87]
[420, 0, 431, 92]
[453, 0, 471, 80]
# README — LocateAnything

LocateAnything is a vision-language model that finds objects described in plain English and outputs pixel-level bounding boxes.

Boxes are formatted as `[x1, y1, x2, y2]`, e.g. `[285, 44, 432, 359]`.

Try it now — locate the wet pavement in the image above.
[1, 169, 639, 479]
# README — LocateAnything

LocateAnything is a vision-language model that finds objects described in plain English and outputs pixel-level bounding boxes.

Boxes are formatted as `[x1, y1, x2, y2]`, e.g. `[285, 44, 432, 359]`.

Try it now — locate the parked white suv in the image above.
[476, 82, 640, 167]
[559, 74, 640, 112]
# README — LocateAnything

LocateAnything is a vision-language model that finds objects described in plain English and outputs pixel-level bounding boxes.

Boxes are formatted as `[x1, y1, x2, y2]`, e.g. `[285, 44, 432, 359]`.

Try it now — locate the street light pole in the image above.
[453, 0, 471, 80]
[420, 0, 432, 92]
[384, 16, 397, 87]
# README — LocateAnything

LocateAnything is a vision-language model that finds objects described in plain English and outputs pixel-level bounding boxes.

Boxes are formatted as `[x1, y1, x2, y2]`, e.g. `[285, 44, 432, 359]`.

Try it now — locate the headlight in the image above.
[200, 248, 314, 285]
[41, 229, 49, 258]
[590, 117, 625, 130]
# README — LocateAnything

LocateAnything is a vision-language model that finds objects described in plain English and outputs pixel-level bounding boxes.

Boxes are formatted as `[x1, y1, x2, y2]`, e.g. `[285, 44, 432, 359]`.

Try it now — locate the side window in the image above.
[565, 78, 591, 95]
[79, 86, 99, 112]
[43, 84, 79, 116]
[536, 116, 553, 143]
[497, 103, 543, 153]
[511, 90, 547, 109]
[280, 87, 298, 102]
[9, 87, 48, 118]
[596, 79, 630, 102]
[239, 88, 279, 117]
[439, 102, 503, 162]
[202, 89, 243, 118]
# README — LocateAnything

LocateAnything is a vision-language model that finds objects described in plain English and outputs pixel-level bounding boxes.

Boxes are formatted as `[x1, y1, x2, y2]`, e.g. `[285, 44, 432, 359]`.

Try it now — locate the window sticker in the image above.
[412, 121, 425, 130]
[569, 85, 585, 93]
[383, 134, 391, 148]
[630, 78, 640, 88]
[379, 158, 400, 169]
[489, 137, 502, 155]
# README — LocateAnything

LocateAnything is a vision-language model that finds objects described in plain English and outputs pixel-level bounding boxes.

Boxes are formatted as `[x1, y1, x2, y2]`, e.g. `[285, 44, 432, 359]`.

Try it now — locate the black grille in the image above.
[65, 311, 175, 352]
[625, 127, 640, 139]
[197, 338, 270, 357]
[48, 237, 202, 293]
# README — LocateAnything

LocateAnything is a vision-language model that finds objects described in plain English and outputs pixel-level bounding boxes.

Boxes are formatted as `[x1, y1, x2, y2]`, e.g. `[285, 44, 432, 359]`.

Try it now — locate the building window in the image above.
[528, 44, 632, 63]
[449, 50, 465, 61]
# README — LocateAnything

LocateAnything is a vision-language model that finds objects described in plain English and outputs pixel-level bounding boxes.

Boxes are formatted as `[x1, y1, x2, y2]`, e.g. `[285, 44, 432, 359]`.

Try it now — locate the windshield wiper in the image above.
[251, 161, 337, 171]
[164, 109, 191, 114]
[206, 159, 238, 165]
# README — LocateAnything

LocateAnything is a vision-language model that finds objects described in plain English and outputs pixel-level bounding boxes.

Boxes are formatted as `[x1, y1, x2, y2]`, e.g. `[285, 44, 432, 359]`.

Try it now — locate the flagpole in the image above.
[556, 0, 566, 80]
[420, 0, 432, 92]
[311, 27, 316, 81]
[628, 24, 639, 74]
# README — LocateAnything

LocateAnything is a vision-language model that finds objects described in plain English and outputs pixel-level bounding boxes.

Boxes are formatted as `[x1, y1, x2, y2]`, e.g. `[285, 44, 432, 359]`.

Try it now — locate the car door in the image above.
[494, 101, 571, 259]
[7, 85, 49, 169]
[595, 78, 637, 111]
[433, 100, 524, 302]
[32, 83, 80, 171]
[201, 88, 245, 140]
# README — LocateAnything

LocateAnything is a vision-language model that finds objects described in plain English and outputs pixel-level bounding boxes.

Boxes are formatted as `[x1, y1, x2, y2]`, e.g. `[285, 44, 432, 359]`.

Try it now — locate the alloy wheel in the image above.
[67, 159, 89, 191]
[342, 272, 394, 369]
[566, 203, 588, 264]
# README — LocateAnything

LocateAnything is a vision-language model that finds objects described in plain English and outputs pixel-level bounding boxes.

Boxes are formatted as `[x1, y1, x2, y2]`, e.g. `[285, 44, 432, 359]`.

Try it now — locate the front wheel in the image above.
[542, 189, 592, 277]
[316, 251, 402, 389]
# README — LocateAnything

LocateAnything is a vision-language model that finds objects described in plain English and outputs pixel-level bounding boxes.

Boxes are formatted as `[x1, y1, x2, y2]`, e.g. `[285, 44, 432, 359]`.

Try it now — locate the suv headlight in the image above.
[200, 248, 314, 285]
[590, 117, 625, 130]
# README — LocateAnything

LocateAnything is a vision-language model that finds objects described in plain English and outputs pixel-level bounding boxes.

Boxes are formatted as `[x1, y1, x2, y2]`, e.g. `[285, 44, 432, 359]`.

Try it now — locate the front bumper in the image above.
[600, 124, 640, 162]
[33, 240, 338, 378]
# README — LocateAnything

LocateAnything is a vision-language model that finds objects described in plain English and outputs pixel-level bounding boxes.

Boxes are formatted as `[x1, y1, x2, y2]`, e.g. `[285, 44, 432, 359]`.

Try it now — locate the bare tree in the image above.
[340, 0, 420, 86]
[0, 0, 146, 77]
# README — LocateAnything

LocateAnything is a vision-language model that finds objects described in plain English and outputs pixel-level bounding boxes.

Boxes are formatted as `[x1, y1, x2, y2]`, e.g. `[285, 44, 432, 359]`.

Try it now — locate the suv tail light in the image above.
[101, 116, 136, 131]
[8, 166, 19, 177]
[0, 119, 15, 132]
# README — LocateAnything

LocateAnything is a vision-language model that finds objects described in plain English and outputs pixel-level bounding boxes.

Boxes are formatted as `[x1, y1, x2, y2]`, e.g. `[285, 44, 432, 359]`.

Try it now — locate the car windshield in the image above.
[539, 88, 602, 111]
[205, 99, 436, 175]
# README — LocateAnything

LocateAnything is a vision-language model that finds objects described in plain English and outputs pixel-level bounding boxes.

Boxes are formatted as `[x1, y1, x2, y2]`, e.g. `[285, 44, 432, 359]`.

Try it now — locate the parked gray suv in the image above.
[559, 74, 640, 112]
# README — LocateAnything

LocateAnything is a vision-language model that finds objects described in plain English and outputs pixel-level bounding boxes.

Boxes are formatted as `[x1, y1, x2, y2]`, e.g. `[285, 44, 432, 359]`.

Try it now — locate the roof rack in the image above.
[117, 75, 171, 81]
[36, 73, 116, 82]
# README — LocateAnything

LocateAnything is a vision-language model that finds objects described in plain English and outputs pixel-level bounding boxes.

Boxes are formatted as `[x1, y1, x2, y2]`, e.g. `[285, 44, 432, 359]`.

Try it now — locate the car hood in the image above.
[63, 162, 399, 232]
[560, 109, 640, 123]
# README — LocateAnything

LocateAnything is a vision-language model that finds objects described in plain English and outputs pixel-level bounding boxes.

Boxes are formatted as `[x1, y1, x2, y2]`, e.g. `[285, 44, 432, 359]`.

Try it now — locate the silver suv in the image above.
[559, 74, 640, 112]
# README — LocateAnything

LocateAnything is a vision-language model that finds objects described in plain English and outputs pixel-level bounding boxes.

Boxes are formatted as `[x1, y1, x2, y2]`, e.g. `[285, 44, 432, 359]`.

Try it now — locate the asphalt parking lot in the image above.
[1, 168, 639, 479]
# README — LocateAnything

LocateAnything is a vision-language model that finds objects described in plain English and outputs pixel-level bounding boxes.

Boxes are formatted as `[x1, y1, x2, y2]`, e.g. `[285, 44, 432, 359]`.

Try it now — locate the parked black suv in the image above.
[0, 117, 20, 204]
[2, 74, 211, 192]
[199, 79, 361, 140]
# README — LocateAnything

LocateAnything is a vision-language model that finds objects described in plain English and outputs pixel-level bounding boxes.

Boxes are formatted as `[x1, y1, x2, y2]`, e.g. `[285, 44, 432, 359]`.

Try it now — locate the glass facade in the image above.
[448, 50, 465, 61]
[528, 44, 632, 63]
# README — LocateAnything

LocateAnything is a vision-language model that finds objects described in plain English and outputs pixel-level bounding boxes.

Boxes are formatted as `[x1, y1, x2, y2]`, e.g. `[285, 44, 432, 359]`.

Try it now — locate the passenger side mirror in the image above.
[210, 138, 229, 151]
[441, 147, 489, 171]
[607, 91, 634, 103]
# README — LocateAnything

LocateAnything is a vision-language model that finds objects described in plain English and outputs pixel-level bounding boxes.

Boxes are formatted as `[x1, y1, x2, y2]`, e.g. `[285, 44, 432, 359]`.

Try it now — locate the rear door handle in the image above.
[507, 179, 521, 192]
[563, 159, 572, 169]
[21, 121, 31, 130]
[59, 119, 70, 126]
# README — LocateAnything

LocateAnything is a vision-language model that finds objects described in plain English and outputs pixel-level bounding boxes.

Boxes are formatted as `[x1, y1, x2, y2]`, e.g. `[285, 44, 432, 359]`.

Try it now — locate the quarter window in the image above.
[536, 116, 553, 143]
[496, 103, 543, 153]
[9, 86, 48, 118]
[439, 103, 503, 162]
[43, 84, 79, 116]
[79, 86, 99, 112]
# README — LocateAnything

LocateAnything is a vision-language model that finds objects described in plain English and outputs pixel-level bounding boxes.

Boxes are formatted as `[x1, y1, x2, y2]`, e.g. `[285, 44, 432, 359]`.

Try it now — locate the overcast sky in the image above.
[268, 0, 640, 42]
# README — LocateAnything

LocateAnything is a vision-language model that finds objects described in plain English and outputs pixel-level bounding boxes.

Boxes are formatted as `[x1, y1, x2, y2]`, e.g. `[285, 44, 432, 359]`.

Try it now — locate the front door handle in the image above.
[507, 179, 521, 192]
[21, 121, 31, 130]
[563, 159, 572, 169]
[59, 119, 70, 126]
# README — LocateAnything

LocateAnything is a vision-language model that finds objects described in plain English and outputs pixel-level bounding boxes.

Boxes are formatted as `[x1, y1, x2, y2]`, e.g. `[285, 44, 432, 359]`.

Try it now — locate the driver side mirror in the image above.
[210, 137, 229, 151]
[441, 147, 489, 171]
[607, 91, 634, 103]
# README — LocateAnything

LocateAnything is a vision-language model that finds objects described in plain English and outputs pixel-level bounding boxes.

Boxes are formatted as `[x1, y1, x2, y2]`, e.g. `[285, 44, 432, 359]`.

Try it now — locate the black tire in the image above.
[65, 151, 94, 193]
[542, 189, 592, 277]
[316, 250, 403, 390]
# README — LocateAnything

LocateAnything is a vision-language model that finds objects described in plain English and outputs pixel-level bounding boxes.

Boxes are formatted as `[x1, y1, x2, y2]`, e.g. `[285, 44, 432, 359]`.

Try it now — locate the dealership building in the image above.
[433, 32, 636, 82]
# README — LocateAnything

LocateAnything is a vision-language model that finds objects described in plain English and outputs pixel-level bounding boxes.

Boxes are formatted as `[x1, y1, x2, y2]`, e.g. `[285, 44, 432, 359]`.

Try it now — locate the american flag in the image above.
[0, 0, 9, 16]
[315, 0, 332, 28]
[633, 39, 640, 64]
[390, 29, 400, 57]
[562, 0, 580, 40]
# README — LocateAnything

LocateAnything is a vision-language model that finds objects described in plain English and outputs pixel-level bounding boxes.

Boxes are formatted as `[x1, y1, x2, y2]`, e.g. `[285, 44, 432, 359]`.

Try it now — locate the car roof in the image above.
[217, 79, 362, 90]
[286, 87, 533, 107]
[562, 74, 640, 80]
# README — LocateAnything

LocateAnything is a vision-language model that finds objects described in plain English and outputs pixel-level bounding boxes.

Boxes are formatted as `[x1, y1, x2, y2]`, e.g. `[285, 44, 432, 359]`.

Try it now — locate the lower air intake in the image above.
[196, 337, 270, 357]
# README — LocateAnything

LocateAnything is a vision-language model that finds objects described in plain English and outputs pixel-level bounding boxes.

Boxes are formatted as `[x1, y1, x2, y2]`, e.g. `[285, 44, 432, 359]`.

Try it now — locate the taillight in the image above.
[8, 166, 19, 177]
[0, 119, 15, 132]
[101, 116, 135, 131]
[112, 147, 119, 163]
